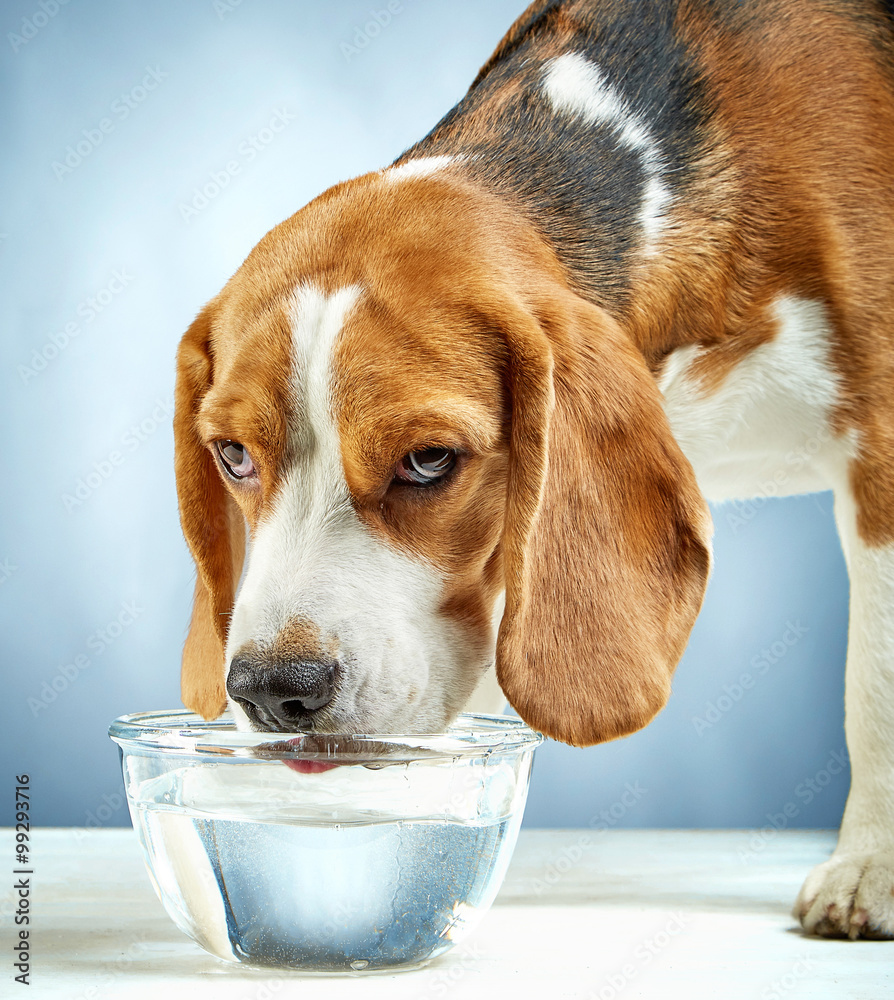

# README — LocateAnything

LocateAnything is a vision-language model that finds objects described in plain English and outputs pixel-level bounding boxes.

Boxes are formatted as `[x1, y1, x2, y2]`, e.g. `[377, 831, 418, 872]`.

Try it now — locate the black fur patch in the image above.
[398, 0, 709, 309]
[395, 1, 891, 309]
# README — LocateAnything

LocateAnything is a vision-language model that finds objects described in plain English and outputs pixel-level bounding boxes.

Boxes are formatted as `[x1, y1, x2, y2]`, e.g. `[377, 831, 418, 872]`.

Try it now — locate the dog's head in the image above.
[174, 168, 711, 745]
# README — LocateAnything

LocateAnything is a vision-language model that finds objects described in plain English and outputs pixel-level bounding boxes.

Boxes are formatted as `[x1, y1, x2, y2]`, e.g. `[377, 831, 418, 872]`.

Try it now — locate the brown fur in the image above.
[643, 1, 894, 546]
[174, 293, 295, 715]
[495, 288, 711, 745]
[174, 0, 893, 743]
[235, 618, 336, 666]
[175, 172, 711, 742]
[174, 307, 245, 719]
[400, 0, 894, 550]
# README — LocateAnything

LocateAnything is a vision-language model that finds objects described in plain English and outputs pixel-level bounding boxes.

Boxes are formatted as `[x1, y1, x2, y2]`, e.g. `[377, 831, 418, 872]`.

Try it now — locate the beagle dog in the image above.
[174, 0, 894, 939]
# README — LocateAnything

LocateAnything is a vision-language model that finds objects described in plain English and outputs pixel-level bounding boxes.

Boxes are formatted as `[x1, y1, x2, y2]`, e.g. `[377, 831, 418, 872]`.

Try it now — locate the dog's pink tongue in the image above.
[281, 737, 339, 773]
[283, 759, 338, 774]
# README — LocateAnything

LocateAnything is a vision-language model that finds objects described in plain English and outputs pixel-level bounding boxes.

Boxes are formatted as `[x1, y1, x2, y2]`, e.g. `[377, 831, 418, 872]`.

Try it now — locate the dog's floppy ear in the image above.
[174, 304, 245, 719]
[495, 289, 712, 746]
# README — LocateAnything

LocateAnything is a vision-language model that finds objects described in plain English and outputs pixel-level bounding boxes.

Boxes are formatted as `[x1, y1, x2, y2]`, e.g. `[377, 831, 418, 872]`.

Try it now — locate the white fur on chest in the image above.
[657, 296, 856, 502]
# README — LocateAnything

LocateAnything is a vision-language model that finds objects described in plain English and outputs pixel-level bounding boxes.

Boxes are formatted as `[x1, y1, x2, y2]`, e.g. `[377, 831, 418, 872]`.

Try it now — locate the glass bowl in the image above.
[109, 710, 541, 974]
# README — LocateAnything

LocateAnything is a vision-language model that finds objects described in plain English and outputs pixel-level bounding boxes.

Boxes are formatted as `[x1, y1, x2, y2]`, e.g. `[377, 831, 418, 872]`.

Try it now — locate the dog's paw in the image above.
[793, 852, 894, 939]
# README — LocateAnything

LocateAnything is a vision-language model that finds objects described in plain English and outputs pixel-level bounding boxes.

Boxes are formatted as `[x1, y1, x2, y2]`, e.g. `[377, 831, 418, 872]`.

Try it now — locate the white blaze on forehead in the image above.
[542, 52, 671, 251]
[383, 155, 457, 183]
[225, 284, 476, 732]
[230, 283, 363, 648]
[290, 283, 362, 451]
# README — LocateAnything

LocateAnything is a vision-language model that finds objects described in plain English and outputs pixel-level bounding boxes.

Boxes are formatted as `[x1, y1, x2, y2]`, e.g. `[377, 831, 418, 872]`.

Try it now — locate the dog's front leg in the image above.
[793, 489, 894, 939]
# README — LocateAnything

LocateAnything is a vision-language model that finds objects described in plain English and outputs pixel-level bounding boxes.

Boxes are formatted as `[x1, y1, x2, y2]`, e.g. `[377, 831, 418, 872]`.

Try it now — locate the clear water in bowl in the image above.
[130, 758, 524, 972]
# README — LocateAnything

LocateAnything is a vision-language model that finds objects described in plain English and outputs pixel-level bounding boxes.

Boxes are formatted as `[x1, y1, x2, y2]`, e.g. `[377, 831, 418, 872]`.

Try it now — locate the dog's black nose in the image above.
[226, 655, 337, 729]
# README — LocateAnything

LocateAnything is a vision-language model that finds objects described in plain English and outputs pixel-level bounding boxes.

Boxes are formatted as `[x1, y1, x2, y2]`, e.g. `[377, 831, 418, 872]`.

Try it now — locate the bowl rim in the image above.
[109, 709, 542, 762]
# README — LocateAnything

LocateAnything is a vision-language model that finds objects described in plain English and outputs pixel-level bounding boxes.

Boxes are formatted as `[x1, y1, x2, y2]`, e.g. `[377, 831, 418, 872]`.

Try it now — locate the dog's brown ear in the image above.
[495, 289, 712, 746]
[174, 305, 245, 719]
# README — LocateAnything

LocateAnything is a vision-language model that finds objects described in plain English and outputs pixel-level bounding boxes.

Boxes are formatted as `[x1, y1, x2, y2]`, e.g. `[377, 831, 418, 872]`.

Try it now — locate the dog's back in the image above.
[399, 0, 894, 363]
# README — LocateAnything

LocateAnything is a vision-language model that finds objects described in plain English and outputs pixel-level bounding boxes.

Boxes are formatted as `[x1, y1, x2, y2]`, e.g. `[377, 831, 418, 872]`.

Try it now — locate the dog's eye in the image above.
[394, 448, 457, 486]
[216, 440, 256, 480]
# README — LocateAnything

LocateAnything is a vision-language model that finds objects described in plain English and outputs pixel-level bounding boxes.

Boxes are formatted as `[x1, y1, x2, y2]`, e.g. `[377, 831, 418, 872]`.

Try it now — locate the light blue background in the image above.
[0, 0, 851, 832]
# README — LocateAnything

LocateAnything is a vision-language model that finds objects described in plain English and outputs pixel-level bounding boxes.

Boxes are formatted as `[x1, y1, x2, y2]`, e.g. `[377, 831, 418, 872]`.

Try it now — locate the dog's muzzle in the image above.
[226, 655, 338, 731]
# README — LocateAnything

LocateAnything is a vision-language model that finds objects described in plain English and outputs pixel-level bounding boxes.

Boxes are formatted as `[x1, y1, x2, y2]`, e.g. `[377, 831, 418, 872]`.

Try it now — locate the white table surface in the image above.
[2, 828, 891, 999]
